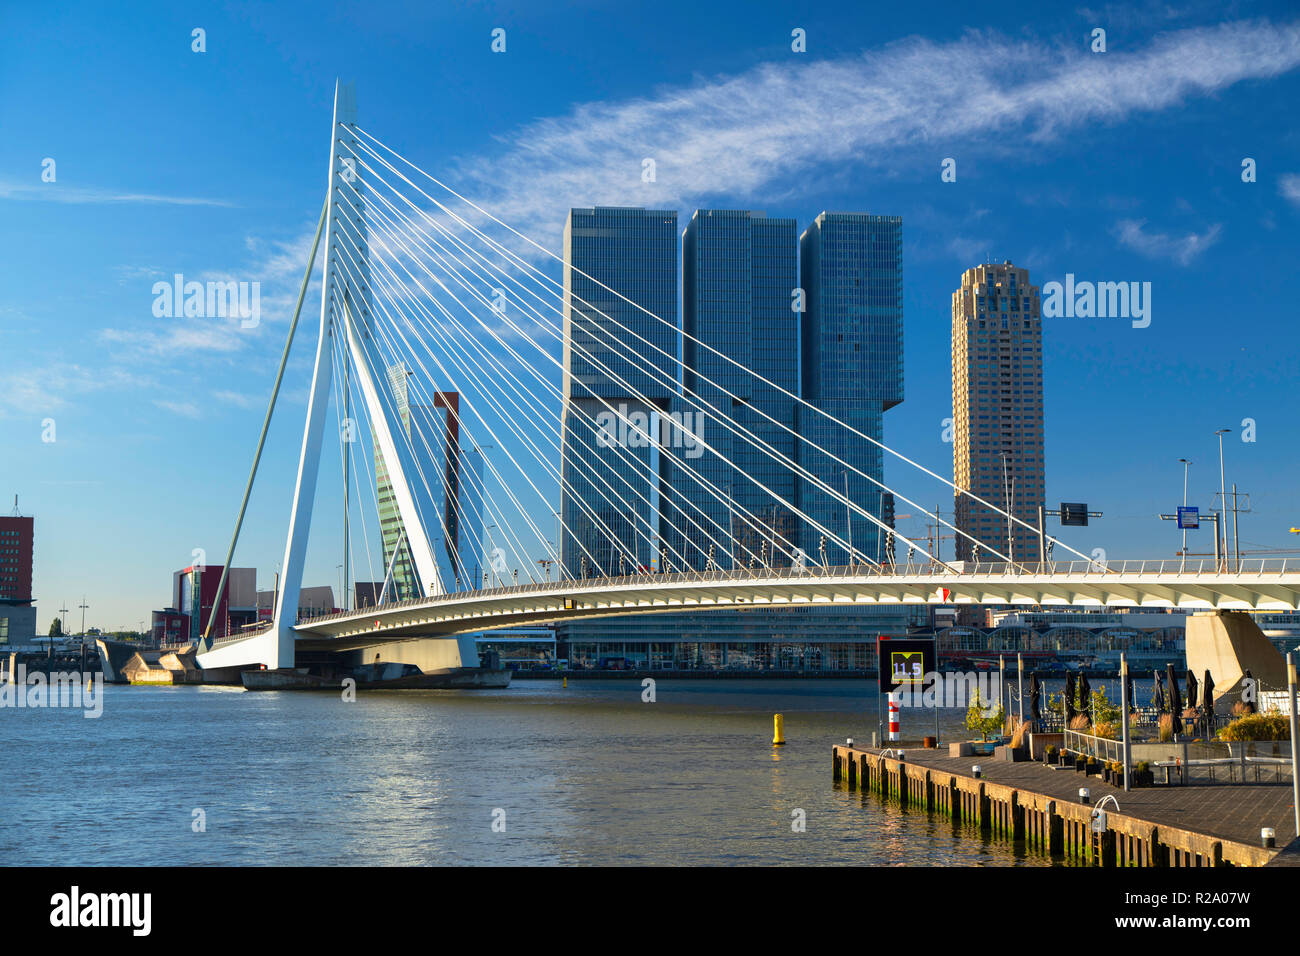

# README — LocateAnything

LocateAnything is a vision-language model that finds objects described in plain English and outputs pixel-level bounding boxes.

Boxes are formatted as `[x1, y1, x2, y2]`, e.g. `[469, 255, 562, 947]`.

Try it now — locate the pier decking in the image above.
[833, 743, 1296, 866]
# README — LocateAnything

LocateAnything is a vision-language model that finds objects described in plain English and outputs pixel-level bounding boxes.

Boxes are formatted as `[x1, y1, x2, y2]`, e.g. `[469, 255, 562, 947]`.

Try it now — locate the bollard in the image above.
[1262, 827, 1276, 848]
[887, 691, 901, 742]
[772, 713, 786, 746]
[972, 765, 982, 779]
[1079, 787, 1090, 805]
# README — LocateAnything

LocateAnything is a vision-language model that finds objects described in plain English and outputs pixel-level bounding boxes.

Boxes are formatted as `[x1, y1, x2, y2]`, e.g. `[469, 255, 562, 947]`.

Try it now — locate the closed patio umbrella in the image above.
[1185, 669, 1199, 716]
[1078, 673, 1092, 723]
[1064, 672, 1077, 724]
[1153, 671, 1166, 714]
[1202, 669, 1216, 731]
[1030, 673, 1041, 722]
[1243, 669, 1256, 713]
[1165, 664, 1183, 715]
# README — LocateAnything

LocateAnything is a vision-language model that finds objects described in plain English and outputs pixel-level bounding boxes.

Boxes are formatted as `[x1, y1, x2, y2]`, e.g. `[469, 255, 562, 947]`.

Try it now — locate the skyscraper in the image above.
[951, 260, 1045, 564]
[376, 366, 484, 596]
[665, 209, 798, 571]
[561, 207, 678, 577]
[797, 212, 903, 566]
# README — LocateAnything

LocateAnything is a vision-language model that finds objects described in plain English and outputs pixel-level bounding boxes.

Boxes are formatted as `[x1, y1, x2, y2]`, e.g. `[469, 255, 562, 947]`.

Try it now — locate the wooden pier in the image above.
[833, 743, 1293, 867]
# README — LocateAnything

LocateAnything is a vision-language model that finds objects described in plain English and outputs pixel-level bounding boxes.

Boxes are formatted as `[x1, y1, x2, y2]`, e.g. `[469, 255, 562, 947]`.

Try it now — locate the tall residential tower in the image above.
[951, 261, 1045, 563]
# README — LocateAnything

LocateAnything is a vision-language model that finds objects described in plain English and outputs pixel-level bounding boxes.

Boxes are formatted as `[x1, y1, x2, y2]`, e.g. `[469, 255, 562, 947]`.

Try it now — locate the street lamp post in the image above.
[1214, 429, 1231, 571]
[1178, 458, 1192, 571]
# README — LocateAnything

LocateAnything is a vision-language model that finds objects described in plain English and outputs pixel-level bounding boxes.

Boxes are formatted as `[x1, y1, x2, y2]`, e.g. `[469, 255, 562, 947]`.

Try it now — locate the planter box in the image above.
[1027, 732, 1064, 760]
[995, 745, 1029, 762]
[948, 742, 975, 758]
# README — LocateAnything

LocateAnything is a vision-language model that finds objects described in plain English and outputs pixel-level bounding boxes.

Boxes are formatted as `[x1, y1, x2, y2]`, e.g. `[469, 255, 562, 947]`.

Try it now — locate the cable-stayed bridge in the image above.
[193, 83, 1300, 676]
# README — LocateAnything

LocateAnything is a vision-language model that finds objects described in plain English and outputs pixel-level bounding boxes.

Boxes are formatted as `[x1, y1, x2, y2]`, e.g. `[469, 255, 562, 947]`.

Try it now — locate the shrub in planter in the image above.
[1219, 712, 1290, 742]
[1075, 754, 1088, 772]
[1133, 761, 1153, 788]
[1085, 758, 1101, 776]
[1044, 745, 1059, 764]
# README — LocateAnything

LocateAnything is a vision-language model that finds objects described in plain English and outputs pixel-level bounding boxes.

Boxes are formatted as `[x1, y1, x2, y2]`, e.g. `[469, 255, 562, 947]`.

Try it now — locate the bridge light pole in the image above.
[1178, 458, 1192, 570]
[1215, 428, 1231, 572]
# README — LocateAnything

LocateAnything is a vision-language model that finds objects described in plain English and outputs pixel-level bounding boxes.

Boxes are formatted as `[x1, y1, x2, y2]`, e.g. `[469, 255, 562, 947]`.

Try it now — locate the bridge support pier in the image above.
[343, 636, 482, 673]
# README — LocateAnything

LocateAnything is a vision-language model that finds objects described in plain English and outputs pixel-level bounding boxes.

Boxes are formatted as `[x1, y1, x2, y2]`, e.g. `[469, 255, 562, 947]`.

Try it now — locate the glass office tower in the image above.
[665, 210, 798, 571]
[560, 207, 678, 577]
[797, 212, 903, 566]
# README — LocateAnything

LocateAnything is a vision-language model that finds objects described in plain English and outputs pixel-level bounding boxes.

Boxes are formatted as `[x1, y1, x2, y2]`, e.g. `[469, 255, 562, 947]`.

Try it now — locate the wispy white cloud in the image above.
[1115, 218, 1222, 264]
[153, 399, 202, 418]
[0, 364, 152, 418]
[213, 389, 262, 410]
[425, 18, 1300, 246]
[1281, 173, 1300, 206]
[100, 323, 250, 357]
[0, 180, 232, 207]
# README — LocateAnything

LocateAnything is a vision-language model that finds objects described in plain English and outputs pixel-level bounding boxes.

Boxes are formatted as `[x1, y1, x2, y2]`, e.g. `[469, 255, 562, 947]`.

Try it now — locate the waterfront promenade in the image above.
[834, 743, 1297, 866]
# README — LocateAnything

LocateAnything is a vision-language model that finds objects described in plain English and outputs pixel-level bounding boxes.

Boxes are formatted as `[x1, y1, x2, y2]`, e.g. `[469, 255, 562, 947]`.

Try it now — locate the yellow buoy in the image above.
[562, 676, 567, 688]
[772, 713, 786, 746]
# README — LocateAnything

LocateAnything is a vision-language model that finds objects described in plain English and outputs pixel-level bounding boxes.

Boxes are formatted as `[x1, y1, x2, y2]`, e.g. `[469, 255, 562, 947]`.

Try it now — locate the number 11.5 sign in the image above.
[877, 637, 936, 693]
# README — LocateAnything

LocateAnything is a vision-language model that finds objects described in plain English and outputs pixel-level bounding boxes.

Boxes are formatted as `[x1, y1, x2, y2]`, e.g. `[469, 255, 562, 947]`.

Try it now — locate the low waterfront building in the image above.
[556, 605, 926, 672]
[174, 564, 257, 641]
[937, 608, 1187, 670]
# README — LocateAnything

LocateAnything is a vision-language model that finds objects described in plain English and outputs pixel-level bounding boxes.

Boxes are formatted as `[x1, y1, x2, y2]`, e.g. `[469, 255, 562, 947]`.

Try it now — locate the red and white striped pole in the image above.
[887, 690, 901, 742]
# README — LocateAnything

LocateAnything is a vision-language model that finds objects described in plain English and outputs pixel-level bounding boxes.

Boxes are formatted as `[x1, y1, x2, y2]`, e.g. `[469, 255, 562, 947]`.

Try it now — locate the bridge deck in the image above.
[292, 561, 1300, 644]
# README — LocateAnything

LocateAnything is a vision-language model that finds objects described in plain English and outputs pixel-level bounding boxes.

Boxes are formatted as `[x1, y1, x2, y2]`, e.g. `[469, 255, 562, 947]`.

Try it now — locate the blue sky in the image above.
[2, 0, 1299, 632]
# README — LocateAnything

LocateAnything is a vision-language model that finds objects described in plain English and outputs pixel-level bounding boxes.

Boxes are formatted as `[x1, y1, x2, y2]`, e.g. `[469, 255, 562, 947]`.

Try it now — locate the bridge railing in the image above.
[293, 557, 1294, 627]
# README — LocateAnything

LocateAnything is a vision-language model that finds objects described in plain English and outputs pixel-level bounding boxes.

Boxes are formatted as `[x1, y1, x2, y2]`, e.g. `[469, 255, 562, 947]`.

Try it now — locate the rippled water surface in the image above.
[3, 679, 1061, 865]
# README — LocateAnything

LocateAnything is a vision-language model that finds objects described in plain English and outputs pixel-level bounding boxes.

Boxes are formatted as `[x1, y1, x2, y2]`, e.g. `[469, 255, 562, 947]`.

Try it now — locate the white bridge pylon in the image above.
[203, 83, 445, 671]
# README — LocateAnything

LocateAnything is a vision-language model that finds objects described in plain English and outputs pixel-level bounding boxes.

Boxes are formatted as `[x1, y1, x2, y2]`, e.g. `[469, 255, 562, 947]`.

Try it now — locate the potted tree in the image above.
[965, 688, 1006, 755]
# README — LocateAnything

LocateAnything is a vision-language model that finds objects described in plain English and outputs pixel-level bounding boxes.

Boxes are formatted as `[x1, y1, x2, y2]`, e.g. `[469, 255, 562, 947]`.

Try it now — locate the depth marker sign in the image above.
[877, 637, 936, 693]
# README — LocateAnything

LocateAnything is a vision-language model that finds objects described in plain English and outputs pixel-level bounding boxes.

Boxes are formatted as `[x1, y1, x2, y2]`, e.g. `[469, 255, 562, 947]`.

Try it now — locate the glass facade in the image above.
[560, 207, 678, 577]
[664, 210, 799, 571]
[558, 206, 917, 658]
[557, 604, 928, 670]
[797, 212, 903, 565]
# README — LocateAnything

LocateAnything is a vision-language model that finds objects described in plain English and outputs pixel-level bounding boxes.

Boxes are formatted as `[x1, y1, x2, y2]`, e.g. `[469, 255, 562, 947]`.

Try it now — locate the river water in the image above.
[2, 678, 1078, 866]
